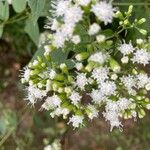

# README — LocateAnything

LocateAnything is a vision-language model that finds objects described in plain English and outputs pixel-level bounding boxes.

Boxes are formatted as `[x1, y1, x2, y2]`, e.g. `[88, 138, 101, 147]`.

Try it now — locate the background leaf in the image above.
[12, 0, 27, 13]
[25, 18, 40, 45]
[0, 1, 9, 21]
[28, 0, 46, 23]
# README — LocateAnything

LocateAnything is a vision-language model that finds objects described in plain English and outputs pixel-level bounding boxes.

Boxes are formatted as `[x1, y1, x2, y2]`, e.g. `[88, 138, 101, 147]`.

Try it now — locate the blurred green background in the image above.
[0, 0, 150, 149]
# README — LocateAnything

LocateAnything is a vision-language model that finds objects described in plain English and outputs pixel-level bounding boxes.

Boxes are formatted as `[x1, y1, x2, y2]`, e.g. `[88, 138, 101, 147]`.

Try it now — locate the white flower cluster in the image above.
[21, 0, 150, 131]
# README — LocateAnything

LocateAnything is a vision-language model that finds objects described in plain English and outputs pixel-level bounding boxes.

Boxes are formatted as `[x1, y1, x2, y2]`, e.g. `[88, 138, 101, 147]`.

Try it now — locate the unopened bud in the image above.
[75, 52, 89, 61]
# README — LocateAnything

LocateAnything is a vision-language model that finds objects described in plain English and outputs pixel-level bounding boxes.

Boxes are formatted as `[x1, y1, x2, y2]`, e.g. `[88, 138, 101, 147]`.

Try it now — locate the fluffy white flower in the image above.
[75, 0, 91, 6]
[75, 73, 88, 90]
[92, 67, 109, 83]
[118, 42, 135, 55]
[132, 49, 150, 66]
[91, 1, 115, 25]
[87, 105, 99, 120]
[68, 115, 84, 128]
[121, 75, 136, 92]
[103, 110, 122, 131]
[52, 31, 66, 48]
[42, 95, 61, 110]
[64, 6, 83, 25]
[99, 81, 116, 96]
[117, 98, 132, 110]
[26, 86, 47, 104]
[50, 107, 69, 118]
[89, 52, 108, 64]
[69, 91, 82, 106]
[71, 35, 81, 44]
[137, 73, 149, 88]
[53, 0, 70, 17]
[90, 89, 106, 104]
[88, 23, 100, 35]
[61, 23, 75, 38]
[22, 67, 31, 82]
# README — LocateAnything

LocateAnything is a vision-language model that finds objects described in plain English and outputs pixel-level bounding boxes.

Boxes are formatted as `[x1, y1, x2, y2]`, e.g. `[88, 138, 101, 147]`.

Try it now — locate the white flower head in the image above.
[50, 107, 69, 118]
[52, 0, 70, 17]
[121, 75, 137, 93]
[26, 85, 47, 104]
[22, 67, 31, 82]
[90, 89, 106, 104]
[75, 73, 88, 90]
[42, 95, 61, 110]
[69, 91, 82, 106]
[64, 6, 83, 25]
[88, 23, 101, 35]
[117, 98, 132, 110]
[91, 1, 116, 25]
[132, 49, 150, 66]
[92, 67, 109, 83]
[89, 52, 108, 64]
[68, 115, 84, 128]
[99, 81, 116, 96]
[118, 42, 135, 55]
[137, 73, 149, 88]
[52, 31, 66, 48]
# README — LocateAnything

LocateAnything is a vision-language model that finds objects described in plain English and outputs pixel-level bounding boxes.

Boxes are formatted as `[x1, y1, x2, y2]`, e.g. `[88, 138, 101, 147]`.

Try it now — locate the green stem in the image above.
[113, 2, 150, 6]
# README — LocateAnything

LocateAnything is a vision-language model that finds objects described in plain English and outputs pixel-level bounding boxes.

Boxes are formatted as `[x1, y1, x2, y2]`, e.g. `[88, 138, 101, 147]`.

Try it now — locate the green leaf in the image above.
[0, 24, 4, 38]
[0, 1, 9, 21]
[12, 0, 26, 13]
[25, 18, 40, 45]
[28, 0, 46, 22]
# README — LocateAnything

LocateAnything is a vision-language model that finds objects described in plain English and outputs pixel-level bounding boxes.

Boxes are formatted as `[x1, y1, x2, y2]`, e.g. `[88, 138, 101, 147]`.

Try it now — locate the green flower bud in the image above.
[64, 87, 72, 94]
[115, 11, 124, 19]
[129, 103, 136, 109]
[109, 58, 121, 73]
[138, 18, 146, 25]
[139, 29, 147, 35]
[54, 74, 65, 81]
[30, 69, 40, 76]
[58, 87, 64, 93]
[96, 35, 106, 43]
[136, 39, 144, 45]
[138, 109, 146, 118]
[119, 21, 123, 25]
[146, 104, 150, 110]
[52, 81, 62, 91]
[46, 80, 52, 92]
[132, 69, 138, 75]
[60, 63, 68, 74]
[68, 76, 74, 83]
[21, 78, 26, 84]
[75, 52, 89, 61]
[127, 5, 133, 15]
[124, 19, 129, 26]
[85, 61, 95, 72]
